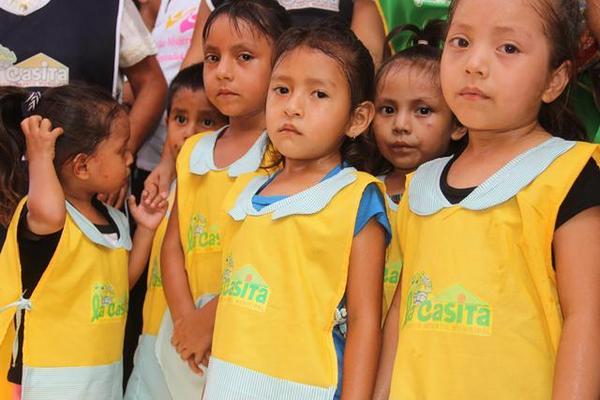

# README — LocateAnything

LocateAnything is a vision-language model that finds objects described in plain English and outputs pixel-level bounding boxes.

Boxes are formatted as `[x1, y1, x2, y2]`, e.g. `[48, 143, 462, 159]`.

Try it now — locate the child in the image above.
[203, 25, 391, 400]
[0, 83, 166, 400]
[125, 63, 227, 400]
[371, 22, 464, 314]
[159, 0, 291, 390]
[376, 0, 600, 399]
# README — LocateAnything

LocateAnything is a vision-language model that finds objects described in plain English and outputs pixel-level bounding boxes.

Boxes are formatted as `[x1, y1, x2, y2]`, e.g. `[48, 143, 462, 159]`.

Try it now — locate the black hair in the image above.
[377, 20, 446, 95]
[202, 0, 291, 44]
[264, 22, 375, 171]
[0, 83, 124, 226]
[166, 63, 206, 116]
[370, 20, 463, 176]
[446, 0, 586, 140]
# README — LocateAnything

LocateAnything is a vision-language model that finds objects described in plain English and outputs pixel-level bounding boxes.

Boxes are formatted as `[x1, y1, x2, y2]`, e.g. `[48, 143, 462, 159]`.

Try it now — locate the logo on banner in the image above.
[0, 49, 69, 87]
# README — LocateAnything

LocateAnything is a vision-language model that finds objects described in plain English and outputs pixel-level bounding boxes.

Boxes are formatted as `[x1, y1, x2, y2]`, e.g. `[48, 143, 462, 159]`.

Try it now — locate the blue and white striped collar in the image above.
[66, 202, 132, 250]
[229, 167, 358, 221]
[189, 126, 268, 177]
[408, 137, 576, 216]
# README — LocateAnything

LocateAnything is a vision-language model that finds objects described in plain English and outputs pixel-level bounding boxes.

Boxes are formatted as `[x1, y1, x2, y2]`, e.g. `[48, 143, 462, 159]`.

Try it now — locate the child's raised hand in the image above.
[20, 115, 63, 162]
[127, 191, 168, 231]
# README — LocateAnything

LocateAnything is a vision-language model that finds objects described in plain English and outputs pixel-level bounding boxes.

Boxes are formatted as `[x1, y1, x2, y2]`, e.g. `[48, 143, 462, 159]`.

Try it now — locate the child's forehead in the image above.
[170, 87, 209, 109]
[450, 0, 547, 34]
[206, 15, 269, 44]
[274, 46, 346, 80]
[378, 64, 440, 93]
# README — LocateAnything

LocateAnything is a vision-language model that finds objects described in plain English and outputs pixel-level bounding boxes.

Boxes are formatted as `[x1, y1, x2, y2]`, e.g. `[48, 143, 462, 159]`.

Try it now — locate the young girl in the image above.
[159, 0, 290, 389]
[203, 25, 390, 400]
[377, 0, 600, 399]
[0, 84, 166, 400]
[371, 22, 464, 314]
[125, 63, 227, 400]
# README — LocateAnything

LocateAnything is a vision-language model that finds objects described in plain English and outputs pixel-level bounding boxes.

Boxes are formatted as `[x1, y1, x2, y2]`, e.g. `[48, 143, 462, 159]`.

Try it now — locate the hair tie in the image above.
[22, 91, 42, 116]
[417, 39, 429, 46]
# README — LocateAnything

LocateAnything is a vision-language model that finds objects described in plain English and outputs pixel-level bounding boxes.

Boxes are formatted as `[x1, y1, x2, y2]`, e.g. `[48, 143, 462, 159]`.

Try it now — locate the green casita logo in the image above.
[384, 259, 402, 286]
[149, 257, 163, 288]
[403, 272, 492, 336]
[221, 255, 270, 312]
[91, 283, 127, 323]
[187, 213, 220, 252]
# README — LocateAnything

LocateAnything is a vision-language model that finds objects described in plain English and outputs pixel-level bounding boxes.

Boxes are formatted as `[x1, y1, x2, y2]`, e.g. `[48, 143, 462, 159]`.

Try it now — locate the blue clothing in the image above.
[251, 165, 390, 399]
[252, 165, 392, 241]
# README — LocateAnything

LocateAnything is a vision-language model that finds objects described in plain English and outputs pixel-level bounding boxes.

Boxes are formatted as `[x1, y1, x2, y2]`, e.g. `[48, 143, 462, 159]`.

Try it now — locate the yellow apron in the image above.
[390, 139, 600, 399]
[379, 178, 402, 317]
[125, 187, 175, 400]
[0, 198, 130, 400]
[129, 127, 267, 400]
[176, 127, 268, 303]
[204, 168, 382, 400]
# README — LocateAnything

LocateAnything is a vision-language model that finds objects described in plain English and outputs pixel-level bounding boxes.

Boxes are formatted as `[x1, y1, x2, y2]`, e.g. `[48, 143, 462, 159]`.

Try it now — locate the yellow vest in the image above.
[175, 128, 268, 303]
[141, 186, 175, 336]
[381, 187, 402, 317]
[204, 168, 381, 399]
[0, 198, 130, 399]
[390, 140, 600, 399]
[0, 324, 14, 398]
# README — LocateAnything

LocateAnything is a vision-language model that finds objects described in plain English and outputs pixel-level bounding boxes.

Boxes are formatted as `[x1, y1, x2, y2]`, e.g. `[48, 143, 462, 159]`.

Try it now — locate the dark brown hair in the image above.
[0, 83, 124, 226]
[446, 0, 586, 140]
[202, 0, 291, 44]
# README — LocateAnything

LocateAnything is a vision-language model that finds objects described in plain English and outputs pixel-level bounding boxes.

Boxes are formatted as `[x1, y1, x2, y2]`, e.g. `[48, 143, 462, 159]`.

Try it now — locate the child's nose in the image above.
[216, 56, 234, 81]
[393, 109, 411, 135]
[464, 45, 489, 78]
[284, 93, 303, 117]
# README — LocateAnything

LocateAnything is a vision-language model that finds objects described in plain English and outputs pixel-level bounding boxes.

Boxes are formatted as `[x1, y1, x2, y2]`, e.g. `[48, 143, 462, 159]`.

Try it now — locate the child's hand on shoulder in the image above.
[21, 115, 63, 162]
[127, 190, 168, 231]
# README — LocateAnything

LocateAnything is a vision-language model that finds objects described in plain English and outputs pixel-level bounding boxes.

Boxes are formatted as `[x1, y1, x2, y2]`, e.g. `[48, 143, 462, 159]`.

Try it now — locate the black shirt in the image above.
[440, 156, 600, 229]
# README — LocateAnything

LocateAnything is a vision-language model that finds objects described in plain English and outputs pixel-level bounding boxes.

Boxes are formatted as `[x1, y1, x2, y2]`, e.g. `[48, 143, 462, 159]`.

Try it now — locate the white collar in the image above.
[408, 137, 576, 215]
[189, 126, 268, 177]
[66, 201, 132, 250]
[0, 0, 51, 16]
[229, 167, 358, 221]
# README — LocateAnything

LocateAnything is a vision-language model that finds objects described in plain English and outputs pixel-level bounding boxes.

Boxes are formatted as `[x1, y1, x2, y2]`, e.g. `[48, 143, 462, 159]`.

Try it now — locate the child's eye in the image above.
[379, 105, 395, 115]
[499, 44, 519, 54]
[202, 119, 214, 127]
[449, 37, 469, 48]
[205, 54, 219, 63]
[313, 90, 328, 99]
[175, 115, 187, 124]
[416, 107, 432, 116]
[273, 86, 289, 95]
[239, 53, 253, 62]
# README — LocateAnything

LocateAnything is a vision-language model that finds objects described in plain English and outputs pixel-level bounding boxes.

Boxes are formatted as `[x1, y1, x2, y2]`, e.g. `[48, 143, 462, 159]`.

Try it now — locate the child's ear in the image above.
[346, 101, 375, 139]
[70, 153, 92, 180]
[450, 125, 468, 141]
[542, 60, 571, 104]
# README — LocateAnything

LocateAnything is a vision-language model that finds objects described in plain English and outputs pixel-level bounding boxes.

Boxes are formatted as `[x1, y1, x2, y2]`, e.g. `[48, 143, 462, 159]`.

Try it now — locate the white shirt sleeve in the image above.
[119, 0, 158, 68]
[205, 0, 216, 12]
